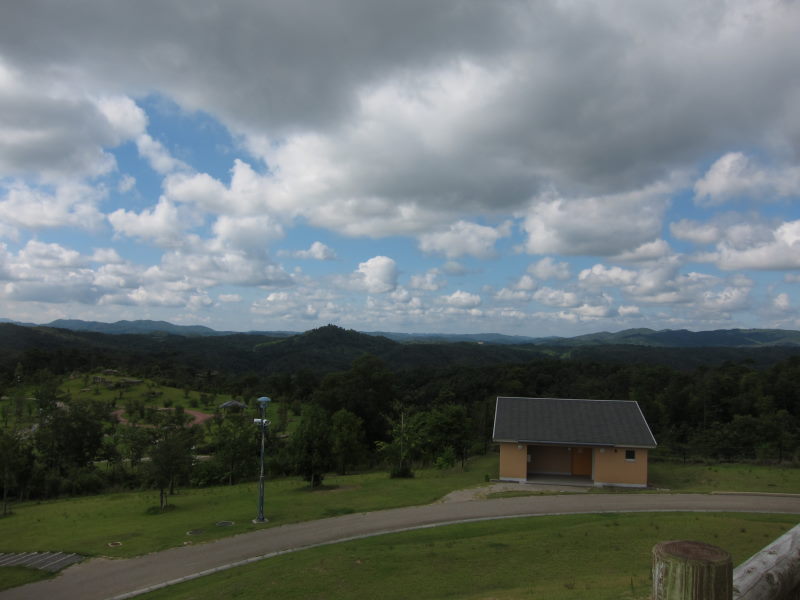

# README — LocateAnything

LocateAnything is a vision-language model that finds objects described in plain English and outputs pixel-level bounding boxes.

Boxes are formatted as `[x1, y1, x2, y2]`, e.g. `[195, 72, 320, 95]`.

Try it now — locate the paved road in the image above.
[2, 493, 799, 600]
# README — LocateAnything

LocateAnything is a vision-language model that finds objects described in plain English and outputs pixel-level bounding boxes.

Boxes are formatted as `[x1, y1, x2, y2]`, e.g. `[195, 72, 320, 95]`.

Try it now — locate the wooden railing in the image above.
[652, 524, 800, 599]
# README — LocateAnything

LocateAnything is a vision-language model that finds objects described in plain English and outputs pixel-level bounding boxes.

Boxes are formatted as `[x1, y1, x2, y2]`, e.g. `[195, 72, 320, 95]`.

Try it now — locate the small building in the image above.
[493, 396, 657, 488]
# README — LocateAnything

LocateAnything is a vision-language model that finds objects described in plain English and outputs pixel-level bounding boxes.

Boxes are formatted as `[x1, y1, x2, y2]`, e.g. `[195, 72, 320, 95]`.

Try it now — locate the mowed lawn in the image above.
[648, 461, 800, 493]
[1, 458, 798, 560]
[137, 512, 798, 600]
[0, 455, 499, 559]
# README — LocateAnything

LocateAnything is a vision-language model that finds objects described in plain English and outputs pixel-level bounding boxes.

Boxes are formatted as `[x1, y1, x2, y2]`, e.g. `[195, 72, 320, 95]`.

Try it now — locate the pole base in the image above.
[252, 517, 269, 524]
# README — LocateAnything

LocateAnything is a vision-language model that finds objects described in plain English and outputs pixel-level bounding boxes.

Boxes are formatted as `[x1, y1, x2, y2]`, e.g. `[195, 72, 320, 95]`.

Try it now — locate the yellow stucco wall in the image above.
[593, 447, 649, 487]
[499, 443, 528, 481]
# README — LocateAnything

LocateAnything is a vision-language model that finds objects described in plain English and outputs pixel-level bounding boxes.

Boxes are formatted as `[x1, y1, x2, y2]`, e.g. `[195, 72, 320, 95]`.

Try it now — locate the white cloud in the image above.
[218, 294, 242, 303]
[578, 264, 637, 288]
[355, 256, 397, 294]
[0, 181, 106, 232]
[699, 286, 751, 312]
[773, 293, 791, 312]
[442, 290, 482, 308]
[711, 219, 800, 270]
[532, 287, 579, 308]
[695, 152, 800, 205]
[514, 274, 537, 291]
[418, 220, 510, 259]
[618, 305, 640, 317]
[95, 96, 147, 141]
[210, 214, 284, 256]
[519, 185, 669, 256]
[409, 268, 446, 291]
[670, 219, 721, 245]
[613, 240, 672, 263]
[136, 133, 188, 174]
[527, 257, 570, 281]
[118, 174, 136, 193]
[573, 303, 615, 319]
[495, 287, 531, 302]
[286, 241, 336, 260]
[90, 248, 124, 264]
[108, 198, 193, 247]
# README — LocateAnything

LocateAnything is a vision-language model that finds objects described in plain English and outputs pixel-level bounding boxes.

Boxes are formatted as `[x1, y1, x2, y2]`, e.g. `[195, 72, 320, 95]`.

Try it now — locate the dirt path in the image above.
[111, 408, 213, 427]
[439, 481, 590, 502]
[2, 492, 798, 600]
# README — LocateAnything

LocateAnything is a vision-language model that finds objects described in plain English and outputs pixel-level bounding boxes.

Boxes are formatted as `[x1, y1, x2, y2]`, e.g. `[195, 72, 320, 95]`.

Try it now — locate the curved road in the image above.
[2, 492, 799, 600]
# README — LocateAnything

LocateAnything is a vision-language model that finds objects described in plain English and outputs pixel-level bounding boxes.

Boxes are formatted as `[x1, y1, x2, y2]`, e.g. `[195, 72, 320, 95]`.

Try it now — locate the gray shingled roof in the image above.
[493, 397, 657, 448]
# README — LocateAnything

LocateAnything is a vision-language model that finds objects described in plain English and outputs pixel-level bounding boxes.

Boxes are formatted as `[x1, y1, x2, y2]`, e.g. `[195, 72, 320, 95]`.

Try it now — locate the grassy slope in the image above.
[0, 455, 498, 559]
[137, 513, 798, 600]
[649, 461, 800, 493]
[0, 567, 51, 592]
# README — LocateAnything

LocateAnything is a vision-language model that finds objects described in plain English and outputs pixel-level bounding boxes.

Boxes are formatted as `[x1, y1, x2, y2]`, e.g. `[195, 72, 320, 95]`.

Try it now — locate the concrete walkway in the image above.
[2, 492, 799, 600]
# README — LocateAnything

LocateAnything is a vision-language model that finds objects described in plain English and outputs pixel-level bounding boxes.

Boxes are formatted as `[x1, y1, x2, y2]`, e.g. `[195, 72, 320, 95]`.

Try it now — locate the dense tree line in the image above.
[2, 337, 800, 507]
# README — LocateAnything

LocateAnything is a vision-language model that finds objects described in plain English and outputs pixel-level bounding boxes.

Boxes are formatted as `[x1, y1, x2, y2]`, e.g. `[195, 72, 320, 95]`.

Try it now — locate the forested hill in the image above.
[3, 323, 800, 384]
[0, 323, 548, 378]
[541, 328, 800, 347]
[7, 318, 800, 347]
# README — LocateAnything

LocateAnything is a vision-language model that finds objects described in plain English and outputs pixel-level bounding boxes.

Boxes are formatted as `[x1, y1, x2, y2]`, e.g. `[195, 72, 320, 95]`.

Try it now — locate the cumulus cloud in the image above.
[108, 198, 194, 247]
[136, 133, 188, 174]
[409, 268, 446, 291]
[578, 264, 637, 288]
[773, 293, 791, 312]
[442, 290, 482, 308]
[495, 287, 531, 302]
[613, 240, 673, 263]
[210, 214, 284, 257]
[4, 1, 797, 230]
[2, 1, 800, 332]
[528, 257, 570, 281]
[694, 152, 800, 205]
[284, 241, 336, 260]
[519, 186, 669, 256]
[670, 219, 721, 245]
[711, 219, 800, 270]
[418, 220, 510, 259]
[0, 181, 106, 232]
[354, 256, 397, 294]
[532, 287, 580, 308]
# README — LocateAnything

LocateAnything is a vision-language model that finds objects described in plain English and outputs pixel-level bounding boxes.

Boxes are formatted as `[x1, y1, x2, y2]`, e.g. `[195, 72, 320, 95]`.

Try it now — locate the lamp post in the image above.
[253, 396, 271, 523]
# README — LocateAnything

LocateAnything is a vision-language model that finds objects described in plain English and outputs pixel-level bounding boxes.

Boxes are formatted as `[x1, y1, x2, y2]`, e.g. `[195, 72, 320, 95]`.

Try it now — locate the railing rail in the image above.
[732, 523, 800, 600]
[653, 523, 800, 600]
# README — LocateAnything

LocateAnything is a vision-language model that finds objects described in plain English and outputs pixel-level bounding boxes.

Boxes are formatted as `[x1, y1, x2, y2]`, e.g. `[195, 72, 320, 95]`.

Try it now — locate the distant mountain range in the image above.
[3, 318, 800, 348]
[3, 320, 800, 374]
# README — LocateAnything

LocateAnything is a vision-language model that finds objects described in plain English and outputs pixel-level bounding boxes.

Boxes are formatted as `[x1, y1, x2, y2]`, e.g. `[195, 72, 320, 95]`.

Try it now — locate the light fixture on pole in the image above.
[253, 396, 271, 523]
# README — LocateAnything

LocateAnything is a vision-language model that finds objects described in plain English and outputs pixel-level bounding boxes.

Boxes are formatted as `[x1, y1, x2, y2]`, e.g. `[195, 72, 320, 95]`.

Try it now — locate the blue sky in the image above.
[1, 0, 799, 336]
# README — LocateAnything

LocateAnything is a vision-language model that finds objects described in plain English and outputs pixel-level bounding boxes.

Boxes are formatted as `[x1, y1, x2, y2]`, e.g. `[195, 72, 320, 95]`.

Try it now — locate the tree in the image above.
[377, 406, 425, 478]
[211, 414, 257, 485]
[426, 404, 471, 468]
[330, 409, 365, 475]
[145, 408, 197, 511]
[118, 424, 151, 470]
[0, 429, 24, 515]
[291, 403, 332, 487]
[34, 398, 108, 475]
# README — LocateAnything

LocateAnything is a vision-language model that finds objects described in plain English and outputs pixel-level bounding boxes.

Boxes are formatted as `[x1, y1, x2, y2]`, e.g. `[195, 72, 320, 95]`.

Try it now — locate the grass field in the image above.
[649, 461, 800, 493]
[136, 512, 798, 600]
[1, 456, 799, 594]
[0, 567, 51, 592]
[0, 455, 498, 559]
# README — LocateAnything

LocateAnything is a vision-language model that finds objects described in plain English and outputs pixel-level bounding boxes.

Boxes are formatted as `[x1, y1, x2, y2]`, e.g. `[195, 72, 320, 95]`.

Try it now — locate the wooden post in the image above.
[653, 540, 733, 600]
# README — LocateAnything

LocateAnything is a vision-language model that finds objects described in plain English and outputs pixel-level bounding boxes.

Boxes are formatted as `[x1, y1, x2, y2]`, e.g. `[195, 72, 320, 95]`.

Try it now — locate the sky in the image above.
[0, 1, 799, 336]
